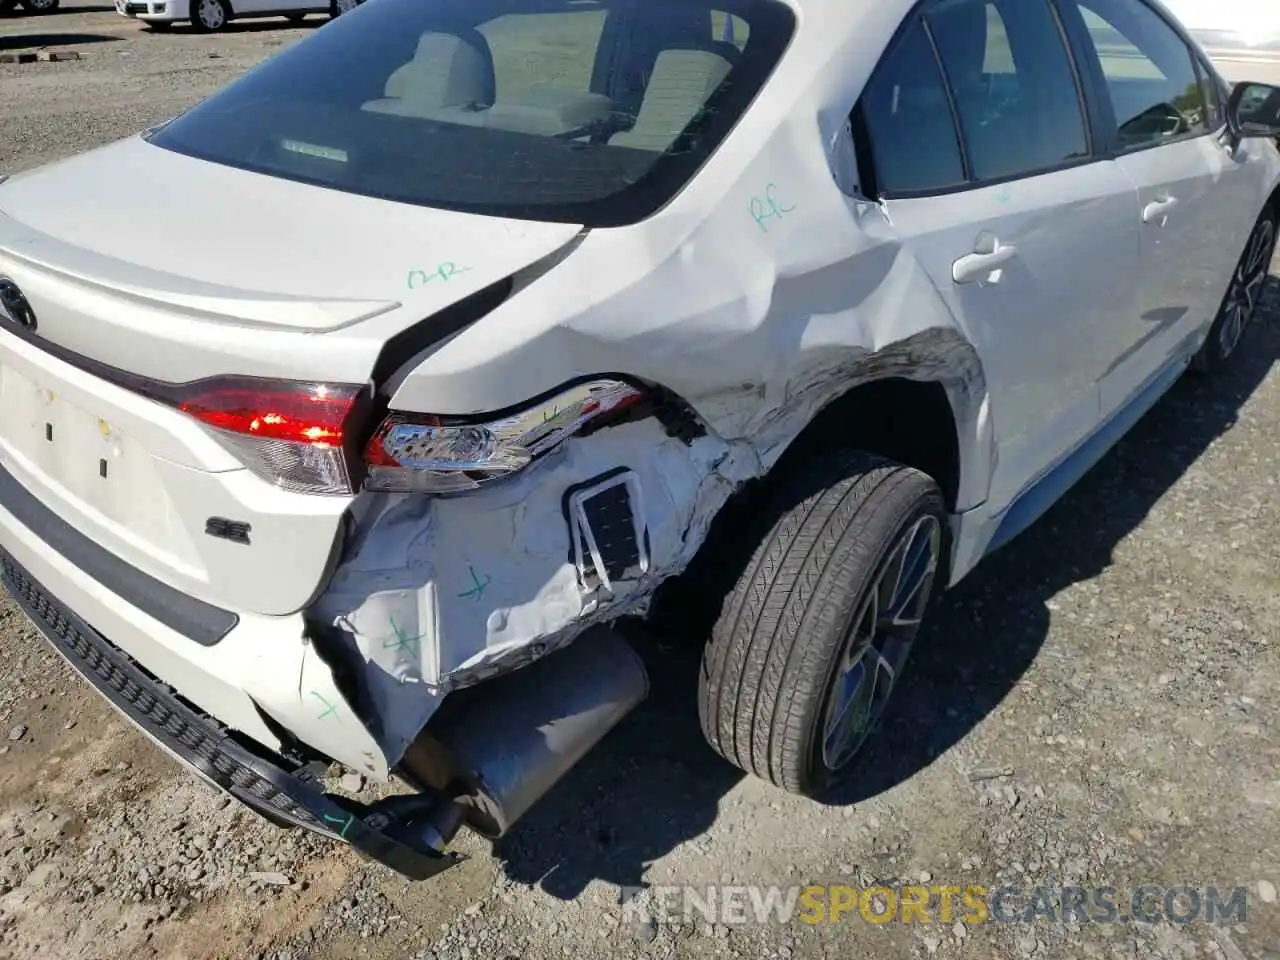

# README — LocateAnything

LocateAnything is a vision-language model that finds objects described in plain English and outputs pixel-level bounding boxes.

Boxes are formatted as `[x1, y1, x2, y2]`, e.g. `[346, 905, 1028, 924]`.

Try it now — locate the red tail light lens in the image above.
[179, 382, 360, 446]
[175, 379, 365, 496]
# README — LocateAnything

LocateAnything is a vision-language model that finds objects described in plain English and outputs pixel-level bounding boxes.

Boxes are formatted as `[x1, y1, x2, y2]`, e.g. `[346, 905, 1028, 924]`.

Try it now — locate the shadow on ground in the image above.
[150, 16, 323, 34]
[0, 31, 119, 49]
[495, 278, 1280, 900]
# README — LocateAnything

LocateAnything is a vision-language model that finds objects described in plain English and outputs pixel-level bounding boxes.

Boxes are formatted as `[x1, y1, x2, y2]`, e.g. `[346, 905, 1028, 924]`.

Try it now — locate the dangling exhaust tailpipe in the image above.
[400, 627, 649, 845]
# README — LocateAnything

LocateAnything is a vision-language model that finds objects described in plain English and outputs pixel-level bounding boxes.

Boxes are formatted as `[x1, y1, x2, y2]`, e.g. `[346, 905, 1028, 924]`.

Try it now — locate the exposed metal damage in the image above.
[309, 417, 753, 764]
[309, 324, 984, 772]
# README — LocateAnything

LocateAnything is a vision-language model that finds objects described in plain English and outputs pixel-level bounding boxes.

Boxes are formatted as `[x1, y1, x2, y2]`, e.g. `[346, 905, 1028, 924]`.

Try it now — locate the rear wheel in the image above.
[1193, 205, 1277, 374]
[189, 0, 229, 31]
[19, 0, 60, 11]
[698, 451, 946, 797]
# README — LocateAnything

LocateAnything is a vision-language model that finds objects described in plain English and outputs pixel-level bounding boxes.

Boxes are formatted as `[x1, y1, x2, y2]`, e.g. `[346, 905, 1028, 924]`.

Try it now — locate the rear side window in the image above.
[928, 0, 1089, 182]
[858, 0, 1088, 197]
[859, 19, 968, 196]
[148, 0, 795, 227]
[1071, 0, 1207, 149]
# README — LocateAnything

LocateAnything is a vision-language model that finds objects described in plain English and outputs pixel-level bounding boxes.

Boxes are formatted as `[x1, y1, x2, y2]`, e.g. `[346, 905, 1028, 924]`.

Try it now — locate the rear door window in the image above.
[858, 0, 1090, 198]
[926, 0, 1090, 182]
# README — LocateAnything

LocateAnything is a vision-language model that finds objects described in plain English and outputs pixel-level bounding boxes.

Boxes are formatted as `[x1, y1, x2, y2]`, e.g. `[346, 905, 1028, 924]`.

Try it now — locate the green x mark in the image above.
[383, 617, 425, 655]
[310, 691, 338, 720]
[458, 564, 492, 603]
[322, 811, 356, 838]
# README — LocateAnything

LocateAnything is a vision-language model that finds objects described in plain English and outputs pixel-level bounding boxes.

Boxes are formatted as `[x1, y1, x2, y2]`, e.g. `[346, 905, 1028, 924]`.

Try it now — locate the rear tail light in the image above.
[171, 376, 646, 497]
[175, 379, 366, 496]
[363, 378, 646, 494]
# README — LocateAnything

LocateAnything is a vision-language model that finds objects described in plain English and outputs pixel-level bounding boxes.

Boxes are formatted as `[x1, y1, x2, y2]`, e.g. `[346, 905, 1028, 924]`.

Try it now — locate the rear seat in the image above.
[362, 31, 612, 136]
[608, 44, 736, 151]
[482, 88, 614, 137]
[362, 32, 494, 125]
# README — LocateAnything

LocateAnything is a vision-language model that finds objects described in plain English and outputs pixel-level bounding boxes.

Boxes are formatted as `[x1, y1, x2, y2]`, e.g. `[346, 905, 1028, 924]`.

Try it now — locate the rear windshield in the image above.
[149, 0, 795, 227]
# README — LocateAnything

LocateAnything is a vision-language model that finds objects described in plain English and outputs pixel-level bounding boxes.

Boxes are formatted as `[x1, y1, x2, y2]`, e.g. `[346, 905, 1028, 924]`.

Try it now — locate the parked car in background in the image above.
[0, 0, 60, 14]
[2, 0, 1280, 883]
[114, 0, 359, 32]
[1162, 0, 1280, 84]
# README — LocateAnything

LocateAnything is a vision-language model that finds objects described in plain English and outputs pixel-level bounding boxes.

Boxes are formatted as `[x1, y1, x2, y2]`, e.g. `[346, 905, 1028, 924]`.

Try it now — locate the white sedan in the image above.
[115, 0, 360, 32]
[0, 0, 59, 14]
[1, 0, 1278, 880]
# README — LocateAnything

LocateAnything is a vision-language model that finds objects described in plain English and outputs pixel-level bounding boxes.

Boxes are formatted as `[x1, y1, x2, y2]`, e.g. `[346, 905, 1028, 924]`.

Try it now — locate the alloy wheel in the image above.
[821, 513, 941, 771]
[1220, 216, 1276, 358]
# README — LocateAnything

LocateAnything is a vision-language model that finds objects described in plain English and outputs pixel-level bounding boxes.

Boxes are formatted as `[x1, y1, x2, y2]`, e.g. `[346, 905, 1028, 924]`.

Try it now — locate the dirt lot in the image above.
[2, 6, 1279, 960]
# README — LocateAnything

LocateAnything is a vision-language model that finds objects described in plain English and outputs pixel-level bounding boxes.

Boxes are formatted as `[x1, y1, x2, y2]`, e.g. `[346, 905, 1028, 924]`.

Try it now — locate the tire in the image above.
[1192, 205, 1277, 374]
[328, 0, 357, 18]
[189, 0, 229, 31]
[19, 0, 59, 11]
[698, 451, 946, 798]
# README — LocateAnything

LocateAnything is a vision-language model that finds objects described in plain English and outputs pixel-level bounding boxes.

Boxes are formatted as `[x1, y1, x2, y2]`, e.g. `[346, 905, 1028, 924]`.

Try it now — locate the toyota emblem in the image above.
[0, 277, 36, 332]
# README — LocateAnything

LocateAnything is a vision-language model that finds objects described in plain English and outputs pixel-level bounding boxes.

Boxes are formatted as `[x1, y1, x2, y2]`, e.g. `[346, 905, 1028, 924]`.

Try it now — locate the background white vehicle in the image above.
[115, 0, 360, 32]
[0, 0, 59, 14]
[2, 0, 1280, 881]
[1161, 0, 1280, 84]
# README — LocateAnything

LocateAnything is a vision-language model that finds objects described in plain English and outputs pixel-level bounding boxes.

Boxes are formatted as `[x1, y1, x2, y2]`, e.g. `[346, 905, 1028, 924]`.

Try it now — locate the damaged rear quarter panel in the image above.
[309, 419, 752, 764]
[320, 32, 995, 767]
[385, 100, 994, 506]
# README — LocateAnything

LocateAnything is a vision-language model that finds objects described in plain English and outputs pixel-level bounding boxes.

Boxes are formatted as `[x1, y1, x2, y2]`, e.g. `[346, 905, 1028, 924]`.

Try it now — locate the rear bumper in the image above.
[0, 453, 395, 781]
[0, 545, 462, 881]
[0, 458, 236, 646]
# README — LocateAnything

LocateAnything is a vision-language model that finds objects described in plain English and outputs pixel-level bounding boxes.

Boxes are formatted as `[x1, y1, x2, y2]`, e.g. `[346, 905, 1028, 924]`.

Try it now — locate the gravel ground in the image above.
[1, 8, 1279, 960]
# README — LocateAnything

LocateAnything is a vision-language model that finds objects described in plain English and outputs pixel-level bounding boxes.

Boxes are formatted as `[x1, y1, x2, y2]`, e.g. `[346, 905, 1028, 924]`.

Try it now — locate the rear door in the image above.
[1061, 0, 1266, 412]
[855, 0, 1142, 511]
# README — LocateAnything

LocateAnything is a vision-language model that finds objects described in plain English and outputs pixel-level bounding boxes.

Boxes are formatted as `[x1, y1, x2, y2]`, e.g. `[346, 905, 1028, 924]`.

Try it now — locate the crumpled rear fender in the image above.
[309, 417, 758, 765]
[307, 94, 996, 772]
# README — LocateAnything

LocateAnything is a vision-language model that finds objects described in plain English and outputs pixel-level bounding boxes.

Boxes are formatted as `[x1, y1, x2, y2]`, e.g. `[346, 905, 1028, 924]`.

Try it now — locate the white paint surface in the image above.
[1, 0, 1279, 778]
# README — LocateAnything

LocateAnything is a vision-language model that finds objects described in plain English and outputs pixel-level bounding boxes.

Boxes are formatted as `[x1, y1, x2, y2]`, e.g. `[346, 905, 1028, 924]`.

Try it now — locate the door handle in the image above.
[1142, 196, 1179, 225]
[952, 242, 1018, 284]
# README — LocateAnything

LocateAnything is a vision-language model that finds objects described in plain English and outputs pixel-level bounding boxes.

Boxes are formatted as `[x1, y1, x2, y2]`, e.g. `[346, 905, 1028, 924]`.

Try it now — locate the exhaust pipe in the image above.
[413, 628, 649, 840]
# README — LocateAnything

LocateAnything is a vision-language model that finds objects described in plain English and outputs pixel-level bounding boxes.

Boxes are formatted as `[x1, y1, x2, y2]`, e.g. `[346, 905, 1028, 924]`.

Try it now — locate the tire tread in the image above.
[698, 450, 943, 795]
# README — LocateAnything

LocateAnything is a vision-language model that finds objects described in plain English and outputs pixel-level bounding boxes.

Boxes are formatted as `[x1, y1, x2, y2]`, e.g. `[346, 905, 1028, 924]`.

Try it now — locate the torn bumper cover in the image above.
[0, 547, 463, 881]
[311, 419, 755, 765]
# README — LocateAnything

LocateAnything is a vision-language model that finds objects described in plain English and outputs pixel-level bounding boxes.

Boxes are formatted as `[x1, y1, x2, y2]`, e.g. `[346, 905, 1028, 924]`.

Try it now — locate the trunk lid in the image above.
[1, 135, 580, 330]
[0, 136, 582, 617]
[0, 136, 582, 384]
